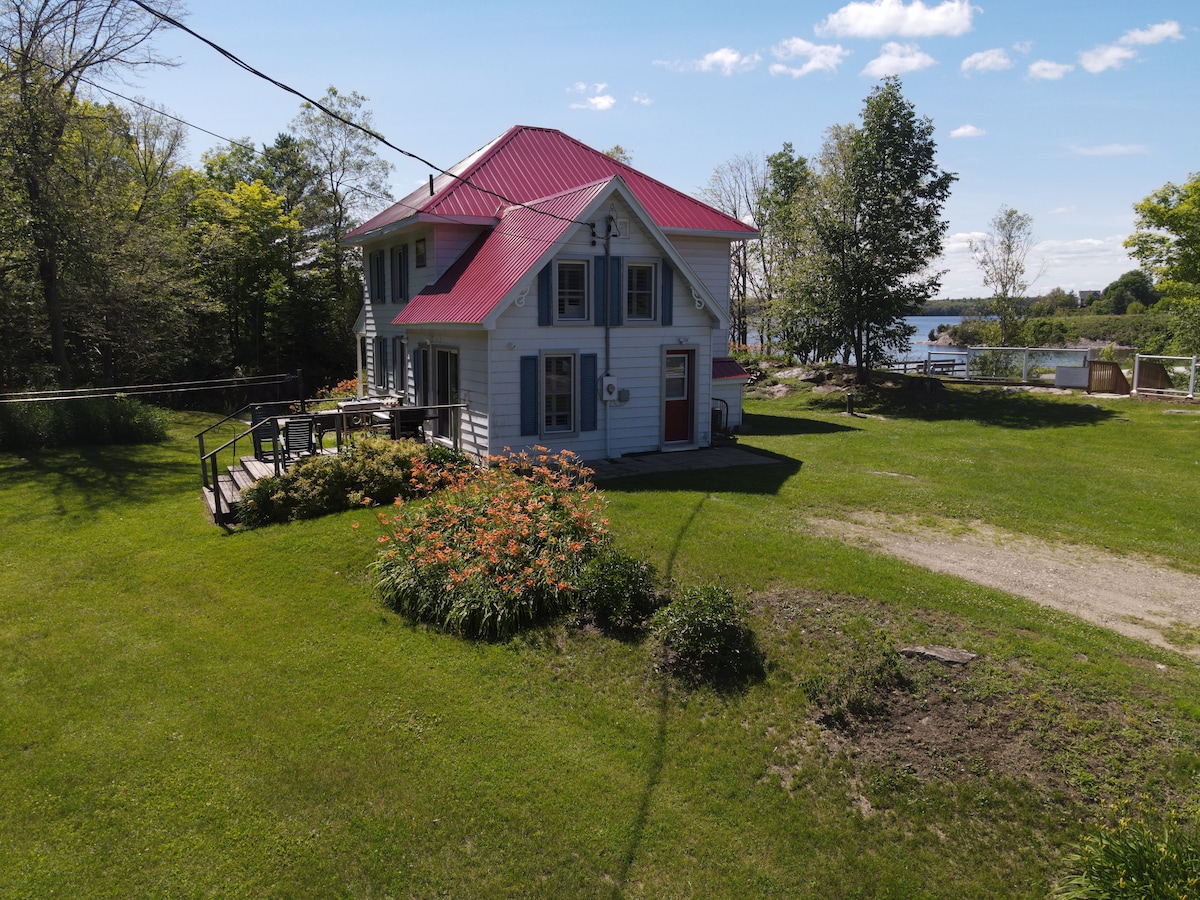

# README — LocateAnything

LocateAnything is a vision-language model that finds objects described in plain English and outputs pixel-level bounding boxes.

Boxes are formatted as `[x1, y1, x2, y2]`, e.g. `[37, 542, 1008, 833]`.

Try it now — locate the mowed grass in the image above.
[2, 387, 1199, 898]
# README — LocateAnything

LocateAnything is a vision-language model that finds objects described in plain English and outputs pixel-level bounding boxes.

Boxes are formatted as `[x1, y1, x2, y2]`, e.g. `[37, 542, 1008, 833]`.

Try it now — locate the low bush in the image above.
[1055, 811, 1200, 898]
[651, 585, 758, 681]
[372, 448, 608, 639]
[237, 437, 469, 527]
[0, 396, 168, 451]
[575, 547, 660, 631]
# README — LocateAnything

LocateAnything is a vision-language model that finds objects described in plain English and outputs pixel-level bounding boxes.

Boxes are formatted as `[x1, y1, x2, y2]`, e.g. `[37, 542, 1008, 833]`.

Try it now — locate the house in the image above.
[342, 125, 756, 463]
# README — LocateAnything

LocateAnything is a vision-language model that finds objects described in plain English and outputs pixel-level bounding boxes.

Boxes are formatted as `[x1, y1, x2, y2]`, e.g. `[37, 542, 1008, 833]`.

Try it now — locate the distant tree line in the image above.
[0, 1, 391, 393]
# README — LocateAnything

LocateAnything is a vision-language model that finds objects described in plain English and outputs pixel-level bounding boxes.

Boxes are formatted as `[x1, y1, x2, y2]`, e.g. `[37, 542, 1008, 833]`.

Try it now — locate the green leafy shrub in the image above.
[236, 437, 468, 527]
[651, 585, 758, 681]
[1055, 811, 1200, 899]
[575, 547, 660, 631]
[372, 448, 607, 640]
[0, 396, 168, 451]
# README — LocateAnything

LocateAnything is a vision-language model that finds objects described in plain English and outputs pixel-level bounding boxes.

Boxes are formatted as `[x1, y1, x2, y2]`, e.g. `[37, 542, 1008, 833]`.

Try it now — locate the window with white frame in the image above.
[543, 354, 575, 433]
[555, 260, 588, 321]
[626, 261, 656, 321]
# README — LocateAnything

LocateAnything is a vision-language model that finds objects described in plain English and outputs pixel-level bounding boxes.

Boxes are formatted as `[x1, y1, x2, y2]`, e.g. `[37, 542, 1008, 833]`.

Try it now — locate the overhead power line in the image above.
[125, 0, 588, 228]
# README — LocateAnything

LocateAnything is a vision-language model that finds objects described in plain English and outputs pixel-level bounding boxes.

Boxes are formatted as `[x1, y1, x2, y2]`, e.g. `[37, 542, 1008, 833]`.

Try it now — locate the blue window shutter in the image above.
[537, 265, 551, 326]
[580, 354, 598, 432]
[661, 260, 674, 326]
[520, 356, 539, 435]
[593, 255, 607, 326]
[610, 256, 623, 325]
[400, 244, 409, 302]
[388, 247, 396, 302]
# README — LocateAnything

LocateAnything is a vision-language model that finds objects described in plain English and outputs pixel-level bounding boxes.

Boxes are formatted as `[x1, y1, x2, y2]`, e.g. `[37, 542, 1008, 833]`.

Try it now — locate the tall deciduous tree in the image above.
[701, 153, 765, 350]
[970, 206, 1042, 344]
[1124, 174, 1200, 354]
[1, 0, 182, 386]
[1125, 173, 1200, 299]
[755, 144, 817, 356]
[801, 78, 955, 378]
[291, 87, 392, 307]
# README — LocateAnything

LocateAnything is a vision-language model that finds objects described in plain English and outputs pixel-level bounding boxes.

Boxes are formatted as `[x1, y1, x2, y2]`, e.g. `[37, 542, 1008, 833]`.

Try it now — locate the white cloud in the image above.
[1012, 41, 1033, 55]
[817, 0, 975, 39]
[961, 48, 1011, 74]
[1119, 21, 1183, 46]
[1036, 235, 1134, 277]
[1079, 43, 1137, 74]
[1069, 143, 1148, 157]
[939, 232, 1134, 298]
[1047, 205, 1077, 215]
[1028, 60, 1073, 80]
[653, 47, 762, 75]
[631, 92, 653, 106]
[1079, 21, 1184, 75]
[861, 41, 936, 77]
[770, 37, 850, 77]
[567, 83, 616, 111]
[569, 94, 616, 111]
[950, 124, 985, 138]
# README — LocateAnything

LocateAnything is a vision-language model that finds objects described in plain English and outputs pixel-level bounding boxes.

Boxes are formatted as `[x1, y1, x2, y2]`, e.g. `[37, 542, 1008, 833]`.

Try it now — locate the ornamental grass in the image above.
[371, 447, 609, 639]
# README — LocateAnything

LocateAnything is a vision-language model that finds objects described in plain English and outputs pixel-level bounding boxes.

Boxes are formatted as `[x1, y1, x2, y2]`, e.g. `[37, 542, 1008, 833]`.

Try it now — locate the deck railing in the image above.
[1131, 355, 1198, 399]
[197, 399, 468, 524]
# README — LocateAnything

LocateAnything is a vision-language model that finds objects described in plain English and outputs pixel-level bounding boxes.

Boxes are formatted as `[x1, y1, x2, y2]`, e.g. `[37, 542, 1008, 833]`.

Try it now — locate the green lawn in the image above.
[2, 387, 1199, 898]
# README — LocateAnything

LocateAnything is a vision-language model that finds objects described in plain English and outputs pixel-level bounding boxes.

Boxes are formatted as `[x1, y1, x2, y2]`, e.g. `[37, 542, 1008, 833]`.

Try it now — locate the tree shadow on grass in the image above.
[0, 445, 197, 516]
[597, 448, 803, 498]
[810, 378, 1121, 429]
[746, 413, 862, 437]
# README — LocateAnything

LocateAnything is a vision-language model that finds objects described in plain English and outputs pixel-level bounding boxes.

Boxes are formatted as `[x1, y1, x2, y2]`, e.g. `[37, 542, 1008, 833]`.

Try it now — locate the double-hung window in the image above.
[389, 244, 409, 303]
[556, 260, 588, 321]
[520, 352, 597, 437]
[626, 261, 656, 321]
[373, 337, 388, 389]
[543, 354, 575, 433]
[368, 250, 385, 303]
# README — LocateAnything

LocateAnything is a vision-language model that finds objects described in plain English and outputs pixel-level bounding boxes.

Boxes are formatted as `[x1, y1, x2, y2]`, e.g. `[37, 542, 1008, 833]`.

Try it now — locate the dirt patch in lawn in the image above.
[755, 590, 1191, 812]
[812, 513, 1200, 658]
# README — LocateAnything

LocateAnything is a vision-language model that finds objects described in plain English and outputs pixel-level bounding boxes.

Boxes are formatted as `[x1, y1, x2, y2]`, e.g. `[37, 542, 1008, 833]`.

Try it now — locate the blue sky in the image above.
[117, 0, 1198, 298]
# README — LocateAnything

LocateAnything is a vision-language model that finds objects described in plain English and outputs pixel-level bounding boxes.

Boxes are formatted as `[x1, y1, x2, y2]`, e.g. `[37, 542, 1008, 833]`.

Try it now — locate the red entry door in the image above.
[664, 350, 694, 443]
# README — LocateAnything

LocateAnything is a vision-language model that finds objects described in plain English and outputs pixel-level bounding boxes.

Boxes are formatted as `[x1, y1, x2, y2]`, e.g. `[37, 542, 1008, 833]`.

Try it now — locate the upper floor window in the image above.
[626, 262, 656, 321]
[389, 244, 409, 303]
[415, 238, 427, 268]
[556, 260, 588, 321]
[367, 249, 385, 303]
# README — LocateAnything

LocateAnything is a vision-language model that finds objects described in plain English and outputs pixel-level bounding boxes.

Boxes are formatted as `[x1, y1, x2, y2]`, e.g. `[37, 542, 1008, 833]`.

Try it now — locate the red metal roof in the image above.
[393, 180, 610, 326]
[712, 357, 752, 380]
[346, 126, 757, 241]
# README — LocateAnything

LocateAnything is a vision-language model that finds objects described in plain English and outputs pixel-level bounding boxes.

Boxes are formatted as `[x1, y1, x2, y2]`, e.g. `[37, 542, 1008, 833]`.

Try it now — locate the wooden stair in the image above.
[202, 455, 279, 525]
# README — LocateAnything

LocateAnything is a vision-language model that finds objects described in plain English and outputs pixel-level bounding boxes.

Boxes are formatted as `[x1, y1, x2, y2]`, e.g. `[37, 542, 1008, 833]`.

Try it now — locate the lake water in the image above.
[898, 315, 964, 362]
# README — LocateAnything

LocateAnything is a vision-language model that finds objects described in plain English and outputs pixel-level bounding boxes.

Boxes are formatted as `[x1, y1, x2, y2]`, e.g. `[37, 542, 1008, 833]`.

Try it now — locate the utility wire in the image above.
[125, 0, 589, 227]
[0, 373, 293, 404]
[9, 41, 595, 257]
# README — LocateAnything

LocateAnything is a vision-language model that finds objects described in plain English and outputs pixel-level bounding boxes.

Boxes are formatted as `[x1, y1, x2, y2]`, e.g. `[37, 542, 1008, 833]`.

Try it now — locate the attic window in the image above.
[626, 262, 656, 321]
[555, 260, 588, 321]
